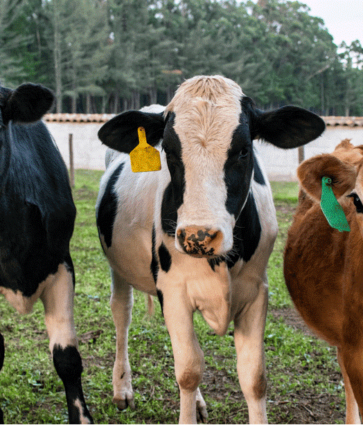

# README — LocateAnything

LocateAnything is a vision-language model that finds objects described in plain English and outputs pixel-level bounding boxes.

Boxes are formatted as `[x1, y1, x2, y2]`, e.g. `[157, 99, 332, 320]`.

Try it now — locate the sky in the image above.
[287, 0, 363, 47]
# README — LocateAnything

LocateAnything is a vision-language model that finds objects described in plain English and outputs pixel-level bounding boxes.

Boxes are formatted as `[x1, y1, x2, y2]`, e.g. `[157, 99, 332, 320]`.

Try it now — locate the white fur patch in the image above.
[165, 77, 245, 254]
[73, 399, 92, 424]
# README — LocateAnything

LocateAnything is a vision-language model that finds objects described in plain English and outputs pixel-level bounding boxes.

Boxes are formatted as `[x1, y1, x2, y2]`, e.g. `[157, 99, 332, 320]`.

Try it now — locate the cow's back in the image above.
[0, 121, 75, 297]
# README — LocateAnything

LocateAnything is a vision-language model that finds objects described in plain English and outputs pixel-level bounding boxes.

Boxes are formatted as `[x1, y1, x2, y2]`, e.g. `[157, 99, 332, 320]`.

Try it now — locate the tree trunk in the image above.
[86, 94, 91, 114]
[149, 87, 157, 105]
[320, 77, 324, 115]
[166, 86, 174, 104]
[53, 0, 62, 113]
[71, 95, 76, 113]
[133, 91, 140, 110]
[113, 92, 120, 114]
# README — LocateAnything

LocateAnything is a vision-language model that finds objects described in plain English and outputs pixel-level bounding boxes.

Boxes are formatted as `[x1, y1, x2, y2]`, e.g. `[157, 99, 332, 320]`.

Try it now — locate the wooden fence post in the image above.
[69, 133, 75, 188]
[298, 146, 305, 164]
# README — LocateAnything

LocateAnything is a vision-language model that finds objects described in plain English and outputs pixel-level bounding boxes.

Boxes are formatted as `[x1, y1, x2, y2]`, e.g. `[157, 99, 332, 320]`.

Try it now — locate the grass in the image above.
[0, 171, 345, 424]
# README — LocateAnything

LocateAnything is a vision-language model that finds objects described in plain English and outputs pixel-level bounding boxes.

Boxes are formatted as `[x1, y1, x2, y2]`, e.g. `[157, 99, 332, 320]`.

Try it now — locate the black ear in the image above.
[98, 110, 165, 153]
[242, 97, 325, 149]
[3, 83, 54, 124]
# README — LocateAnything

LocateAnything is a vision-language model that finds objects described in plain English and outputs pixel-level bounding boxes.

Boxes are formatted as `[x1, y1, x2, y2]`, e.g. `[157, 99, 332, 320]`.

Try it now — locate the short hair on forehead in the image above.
[165, 77, 244, 150]
[165, 75, 243, 114]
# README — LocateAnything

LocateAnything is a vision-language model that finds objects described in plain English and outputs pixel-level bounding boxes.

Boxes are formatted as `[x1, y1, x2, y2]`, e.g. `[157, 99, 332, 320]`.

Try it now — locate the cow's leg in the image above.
[40, 259, 92, 424]
[233, 276, 268, 424]
[196, 387, 208, 423]
[110, 270, 135, 410]
[0, 333, 4, 424]
[341, 339, 363, 421]
[162, 287, 204, 424]
[337, 347, 361, 424]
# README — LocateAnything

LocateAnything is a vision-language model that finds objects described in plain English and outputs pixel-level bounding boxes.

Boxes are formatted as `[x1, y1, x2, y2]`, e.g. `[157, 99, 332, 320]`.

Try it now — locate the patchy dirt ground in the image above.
[268, 308, 344, 424]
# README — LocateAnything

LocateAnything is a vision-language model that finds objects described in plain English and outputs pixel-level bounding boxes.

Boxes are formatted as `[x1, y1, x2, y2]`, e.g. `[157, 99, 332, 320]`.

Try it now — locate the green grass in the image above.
[0, 172, 345, 424]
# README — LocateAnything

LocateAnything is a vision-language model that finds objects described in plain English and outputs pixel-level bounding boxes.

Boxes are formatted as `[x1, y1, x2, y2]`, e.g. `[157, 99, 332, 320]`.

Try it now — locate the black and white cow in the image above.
[0, 83, 92, 424]
[96, 75, 325, 424]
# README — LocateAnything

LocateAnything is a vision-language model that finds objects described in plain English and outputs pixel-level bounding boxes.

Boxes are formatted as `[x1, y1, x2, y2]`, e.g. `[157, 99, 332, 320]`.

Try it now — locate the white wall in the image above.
[47, 122, 363, 182]
[255, 127, 363, 181]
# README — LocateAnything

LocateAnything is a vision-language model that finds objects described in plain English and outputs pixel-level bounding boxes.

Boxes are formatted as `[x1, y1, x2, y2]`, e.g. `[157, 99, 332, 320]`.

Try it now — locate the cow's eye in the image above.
[238, 148, 249, 160]
[347, 192, 363, 213]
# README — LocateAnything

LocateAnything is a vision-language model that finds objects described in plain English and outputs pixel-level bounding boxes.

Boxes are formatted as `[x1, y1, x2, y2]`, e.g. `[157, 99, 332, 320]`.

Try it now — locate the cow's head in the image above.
[0, 83, 54, 183]
[298, 139, 363, 234]
[99, 75, 325, 257]
[0, 83, 54, 126]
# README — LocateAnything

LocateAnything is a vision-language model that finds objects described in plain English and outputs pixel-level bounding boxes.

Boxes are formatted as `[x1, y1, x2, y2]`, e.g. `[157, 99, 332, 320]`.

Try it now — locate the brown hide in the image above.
[284, 140, 363, 422]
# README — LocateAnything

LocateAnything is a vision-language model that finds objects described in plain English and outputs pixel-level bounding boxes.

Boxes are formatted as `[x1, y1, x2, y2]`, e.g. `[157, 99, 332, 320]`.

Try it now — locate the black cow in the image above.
[0, 83, 92, 424]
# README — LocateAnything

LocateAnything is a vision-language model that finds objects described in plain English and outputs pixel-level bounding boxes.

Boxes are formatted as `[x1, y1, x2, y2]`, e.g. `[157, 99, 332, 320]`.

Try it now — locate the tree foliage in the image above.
[0, 0, 362, 115]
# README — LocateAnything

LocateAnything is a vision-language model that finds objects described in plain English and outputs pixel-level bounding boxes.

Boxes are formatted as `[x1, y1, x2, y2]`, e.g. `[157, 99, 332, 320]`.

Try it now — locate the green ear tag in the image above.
[320, 176, 350, 232]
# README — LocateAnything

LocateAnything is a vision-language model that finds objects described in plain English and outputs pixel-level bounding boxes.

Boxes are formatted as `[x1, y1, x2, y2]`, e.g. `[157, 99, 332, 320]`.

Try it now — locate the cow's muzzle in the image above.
[176, 226, 224, 257]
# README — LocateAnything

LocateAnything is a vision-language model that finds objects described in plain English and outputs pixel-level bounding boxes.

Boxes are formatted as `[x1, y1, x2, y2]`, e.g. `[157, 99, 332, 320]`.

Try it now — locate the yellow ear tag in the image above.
[130, 127, 161, 173]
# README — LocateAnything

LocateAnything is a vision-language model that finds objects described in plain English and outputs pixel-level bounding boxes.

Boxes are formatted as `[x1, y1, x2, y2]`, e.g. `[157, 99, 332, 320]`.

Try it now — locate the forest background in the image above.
[1, 0, 362, 116]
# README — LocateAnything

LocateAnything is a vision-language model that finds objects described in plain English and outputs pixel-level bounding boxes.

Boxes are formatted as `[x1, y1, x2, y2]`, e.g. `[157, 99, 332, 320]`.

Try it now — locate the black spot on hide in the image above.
[207, 192, 262, 271]
[156, 289, 164, 316]
[158, 243, 172, 272]
[97, 163, 124, 248]
[161, 113, 185, 236]
[150, 226, 159, 283]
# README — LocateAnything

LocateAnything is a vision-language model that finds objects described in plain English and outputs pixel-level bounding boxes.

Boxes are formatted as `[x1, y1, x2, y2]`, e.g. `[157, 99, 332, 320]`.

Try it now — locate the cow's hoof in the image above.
[113, 394, 135, 410]
[196, 398, 208, 423]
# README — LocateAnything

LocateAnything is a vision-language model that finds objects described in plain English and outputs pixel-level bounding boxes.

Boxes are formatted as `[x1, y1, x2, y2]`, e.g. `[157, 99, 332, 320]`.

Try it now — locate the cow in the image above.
[0, 82, 92, 424]
[96, 75, 325, 424]
[284, 139, 363, 424]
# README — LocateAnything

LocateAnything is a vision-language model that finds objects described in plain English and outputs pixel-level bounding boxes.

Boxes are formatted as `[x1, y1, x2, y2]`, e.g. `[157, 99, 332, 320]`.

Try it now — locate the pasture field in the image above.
[0, 171, 345, 424]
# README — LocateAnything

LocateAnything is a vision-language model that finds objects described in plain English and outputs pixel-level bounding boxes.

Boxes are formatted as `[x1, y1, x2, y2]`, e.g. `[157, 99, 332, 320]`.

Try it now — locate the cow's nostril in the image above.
[177, 228, 186, 244]
[177, 227, 224, 256]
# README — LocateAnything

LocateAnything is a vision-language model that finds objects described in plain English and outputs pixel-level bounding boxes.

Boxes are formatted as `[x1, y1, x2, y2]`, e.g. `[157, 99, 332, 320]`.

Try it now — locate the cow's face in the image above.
[162, 77, 252, 256]
[98, 75, 325, 257]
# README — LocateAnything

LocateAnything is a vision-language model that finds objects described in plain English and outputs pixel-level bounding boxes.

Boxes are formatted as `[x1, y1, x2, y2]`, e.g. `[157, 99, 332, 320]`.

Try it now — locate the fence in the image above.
[45, 114, 363, 182]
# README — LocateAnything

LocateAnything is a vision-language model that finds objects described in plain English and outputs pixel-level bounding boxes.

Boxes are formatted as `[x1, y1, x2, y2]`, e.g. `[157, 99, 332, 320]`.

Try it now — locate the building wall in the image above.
[47, 122, 363, 182]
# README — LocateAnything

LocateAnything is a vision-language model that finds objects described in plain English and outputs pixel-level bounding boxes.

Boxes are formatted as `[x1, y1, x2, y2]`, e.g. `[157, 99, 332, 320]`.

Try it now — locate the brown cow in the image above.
[284, 139, 363, 424]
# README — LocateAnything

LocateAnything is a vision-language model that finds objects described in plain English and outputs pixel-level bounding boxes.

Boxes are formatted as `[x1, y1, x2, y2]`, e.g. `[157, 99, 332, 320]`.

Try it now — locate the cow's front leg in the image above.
[40, 259, 92, 424]
[110, 270, 135, 410]
[162, 285, 205, 424]
[196, 387, 208, 423]
[234, 275, 268, 424]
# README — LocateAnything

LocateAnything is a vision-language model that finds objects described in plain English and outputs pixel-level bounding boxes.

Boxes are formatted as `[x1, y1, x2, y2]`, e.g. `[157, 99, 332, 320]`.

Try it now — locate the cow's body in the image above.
[96, 75, 325, 423]
[0, 83, 92, 424]
[284, 140, 363, 424]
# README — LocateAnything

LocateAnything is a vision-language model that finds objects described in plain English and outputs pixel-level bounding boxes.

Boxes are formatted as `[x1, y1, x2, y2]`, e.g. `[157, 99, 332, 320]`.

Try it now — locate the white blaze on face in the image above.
[165, 76, 244, 255]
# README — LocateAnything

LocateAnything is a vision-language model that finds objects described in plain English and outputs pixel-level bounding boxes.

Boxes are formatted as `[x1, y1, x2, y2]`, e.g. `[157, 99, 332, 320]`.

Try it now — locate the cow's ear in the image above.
[297, 154, 356, 202]
[242, 97, 325, 149]
[3, 83, 54, 124]
[98, 110, 165, 153]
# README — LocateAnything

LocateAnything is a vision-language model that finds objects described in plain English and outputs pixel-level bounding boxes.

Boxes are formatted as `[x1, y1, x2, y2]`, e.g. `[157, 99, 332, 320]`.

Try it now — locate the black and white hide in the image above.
[96, 75, 325, 424]
[0, 83, 92, 424]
